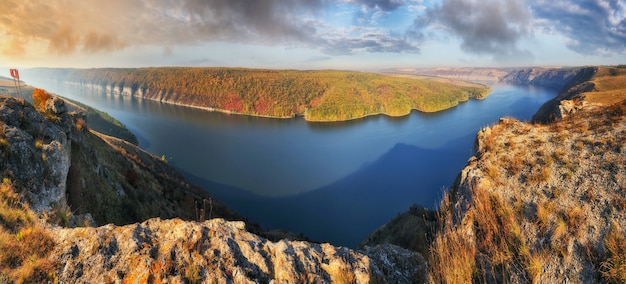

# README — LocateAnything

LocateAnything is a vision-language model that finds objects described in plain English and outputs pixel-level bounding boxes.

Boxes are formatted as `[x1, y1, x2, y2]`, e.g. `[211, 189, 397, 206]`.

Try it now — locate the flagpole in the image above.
[9, 69, 21, 97]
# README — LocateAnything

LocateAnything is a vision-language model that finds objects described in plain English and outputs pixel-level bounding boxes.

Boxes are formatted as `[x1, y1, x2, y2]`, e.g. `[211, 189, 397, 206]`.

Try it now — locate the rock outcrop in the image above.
[51, 218, 426, 283]
[0, 96, 71, 211]
[531, 83, 596, 123]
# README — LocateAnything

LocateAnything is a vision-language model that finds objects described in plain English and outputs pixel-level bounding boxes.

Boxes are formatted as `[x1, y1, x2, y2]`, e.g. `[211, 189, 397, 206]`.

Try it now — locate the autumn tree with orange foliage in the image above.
[31, 88, 51, 111]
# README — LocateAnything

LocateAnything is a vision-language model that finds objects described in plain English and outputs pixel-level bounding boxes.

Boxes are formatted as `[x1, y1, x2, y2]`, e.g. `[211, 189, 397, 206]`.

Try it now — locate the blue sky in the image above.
[1, 0, 625, 69]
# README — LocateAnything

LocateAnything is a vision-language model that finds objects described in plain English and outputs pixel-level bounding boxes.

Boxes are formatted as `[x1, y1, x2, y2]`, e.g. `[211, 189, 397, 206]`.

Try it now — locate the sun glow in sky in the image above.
[1, 0, 625, 69]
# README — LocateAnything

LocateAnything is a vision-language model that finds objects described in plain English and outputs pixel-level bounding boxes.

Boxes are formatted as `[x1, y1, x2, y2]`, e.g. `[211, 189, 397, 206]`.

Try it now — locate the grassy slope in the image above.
[430, 102, 625, 283]
[584, 66, 626, 105]
[429, 67, 626, 283]
[51, 68, 490, 122]
[62, 97, 139, 145]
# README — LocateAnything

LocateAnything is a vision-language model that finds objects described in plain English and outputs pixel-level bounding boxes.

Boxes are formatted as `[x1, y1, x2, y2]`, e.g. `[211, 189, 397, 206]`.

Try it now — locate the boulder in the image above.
[45, 96, 68, 115]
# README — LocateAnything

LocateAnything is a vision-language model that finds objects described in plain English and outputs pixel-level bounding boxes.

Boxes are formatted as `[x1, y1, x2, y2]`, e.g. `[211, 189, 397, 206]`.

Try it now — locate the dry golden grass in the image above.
[526, 250, 548, 284]
[583, 67, 626, 105]
[31, 88, 51, 112]
[429, 188, 541, 283]
[428, 193, 476, 284]
[428, 223, 476, 283]
[0, 179, 57, 283]
[565, 207, 585, 237]
[601, 221, 626, 283]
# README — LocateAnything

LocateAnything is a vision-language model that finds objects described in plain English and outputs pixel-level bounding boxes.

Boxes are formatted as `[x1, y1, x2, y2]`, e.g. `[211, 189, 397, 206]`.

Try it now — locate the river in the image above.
[24, 78, 555, 247]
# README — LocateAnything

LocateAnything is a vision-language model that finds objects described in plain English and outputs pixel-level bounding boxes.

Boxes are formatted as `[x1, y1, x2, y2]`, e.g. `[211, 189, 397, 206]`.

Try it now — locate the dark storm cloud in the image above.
[531, 0, 626, 54]
[414, 0, 532, 61]
[177, 0, 324, 44]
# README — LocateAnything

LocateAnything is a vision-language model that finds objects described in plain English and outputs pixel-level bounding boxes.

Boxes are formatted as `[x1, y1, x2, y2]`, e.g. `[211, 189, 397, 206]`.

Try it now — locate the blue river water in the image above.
[25, 79, 555, 247]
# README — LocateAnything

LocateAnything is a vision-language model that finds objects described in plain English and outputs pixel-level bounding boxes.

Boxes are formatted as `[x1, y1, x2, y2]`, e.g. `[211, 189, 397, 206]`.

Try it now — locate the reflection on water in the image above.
[24, 79, 555, 247]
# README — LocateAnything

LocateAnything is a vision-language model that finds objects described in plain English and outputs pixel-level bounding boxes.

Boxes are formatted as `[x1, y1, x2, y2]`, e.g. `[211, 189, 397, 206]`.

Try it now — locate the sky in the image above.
[0, 0, 625, 70]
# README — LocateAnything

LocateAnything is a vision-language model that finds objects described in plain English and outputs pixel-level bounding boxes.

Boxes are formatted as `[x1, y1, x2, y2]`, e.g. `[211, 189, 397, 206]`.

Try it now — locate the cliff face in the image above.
[430, 101, 625, 283]
[0, 96, 72, 212]
[500, 67, 598, 91]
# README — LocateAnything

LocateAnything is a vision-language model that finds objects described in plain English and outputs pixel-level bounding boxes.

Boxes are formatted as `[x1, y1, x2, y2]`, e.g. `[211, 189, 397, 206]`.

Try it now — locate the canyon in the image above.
[1, 66, 624, 283]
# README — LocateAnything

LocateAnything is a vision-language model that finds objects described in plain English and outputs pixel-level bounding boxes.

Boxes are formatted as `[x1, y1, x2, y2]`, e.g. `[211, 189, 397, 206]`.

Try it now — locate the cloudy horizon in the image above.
[1, 0, 625, 69]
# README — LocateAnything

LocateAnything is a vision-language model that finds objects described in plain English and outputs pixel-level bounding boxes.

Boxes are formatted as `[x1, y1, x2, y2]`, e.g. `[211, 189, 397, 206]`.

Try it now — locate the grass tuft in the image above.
[601, 222, 626, 283]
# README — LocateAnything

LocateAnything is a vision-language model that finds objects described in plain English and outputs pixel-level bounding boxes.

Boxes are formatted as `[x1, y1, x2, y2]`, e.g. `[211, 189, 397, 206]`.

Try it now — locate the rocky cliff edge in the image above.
[52, 218, 425, 283]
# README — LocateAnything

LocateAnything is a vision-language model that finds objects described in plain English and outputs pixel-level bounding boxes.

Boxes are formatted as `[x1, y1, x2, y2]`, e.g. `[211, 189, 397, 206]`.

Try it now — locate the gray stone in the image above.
[51, 218, 427, 283]
[45, 96, 68, 115]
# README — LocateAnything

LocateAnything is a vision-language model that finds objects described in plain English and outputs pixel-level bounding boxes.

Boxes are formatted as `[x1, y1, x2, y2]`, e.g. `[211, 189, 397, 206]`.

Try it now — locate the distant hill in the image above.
[25, 67, 490, 122]
[384, 67, 513, 85]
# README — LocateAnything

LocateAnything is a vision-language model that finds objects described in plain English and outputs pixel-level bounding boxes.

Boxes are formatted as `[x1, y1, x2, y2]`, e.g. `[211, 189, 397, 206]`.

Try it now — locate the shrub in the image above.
[31, 88, 51, 111]
[34, 139, 43, 150]
[75, 117, 87, 131]
[526, 252, 547, 283]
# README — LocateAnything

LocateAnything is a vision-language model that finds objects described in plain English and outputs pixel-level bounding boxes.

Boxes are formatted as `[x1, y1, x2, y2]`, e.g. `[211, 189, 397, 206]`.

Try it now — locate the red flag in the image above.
[9, 69, 19, 80]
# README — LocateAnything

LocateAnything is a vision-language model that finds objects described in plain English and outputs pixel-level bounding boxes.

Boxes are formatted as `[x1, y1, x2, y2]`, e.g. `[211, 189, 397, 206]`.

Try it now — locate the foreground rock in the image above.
[51, 218, 426, 283]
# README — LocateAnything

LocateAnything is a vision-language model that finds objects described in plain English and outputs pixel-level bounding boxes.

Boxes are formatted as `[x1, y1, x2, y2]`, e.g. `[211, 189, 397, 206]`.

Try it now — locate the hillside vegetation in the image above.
[32, 68, 490, 121]
[64, 98, 139, 145]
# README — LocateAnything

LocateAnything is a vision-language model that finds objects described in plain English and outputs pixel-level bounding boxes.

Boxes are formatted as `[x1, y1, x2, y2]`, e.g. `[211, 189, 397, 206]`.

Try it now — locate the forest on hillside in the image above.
[33, 68, 491, 121]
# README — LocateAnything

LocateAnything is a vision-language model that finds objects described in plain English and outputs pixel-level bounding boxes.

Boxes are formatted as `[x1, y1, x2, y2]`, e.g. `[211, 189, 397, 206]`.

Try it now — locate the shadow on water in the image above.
[184, 133, 476, 248]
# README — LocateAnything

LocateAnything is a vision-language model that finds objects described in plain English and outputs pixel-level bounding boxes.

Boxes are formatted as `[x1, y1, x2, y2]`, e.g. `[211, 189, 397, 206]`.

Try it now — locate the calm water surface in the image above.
[25, 78, 555, 247]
